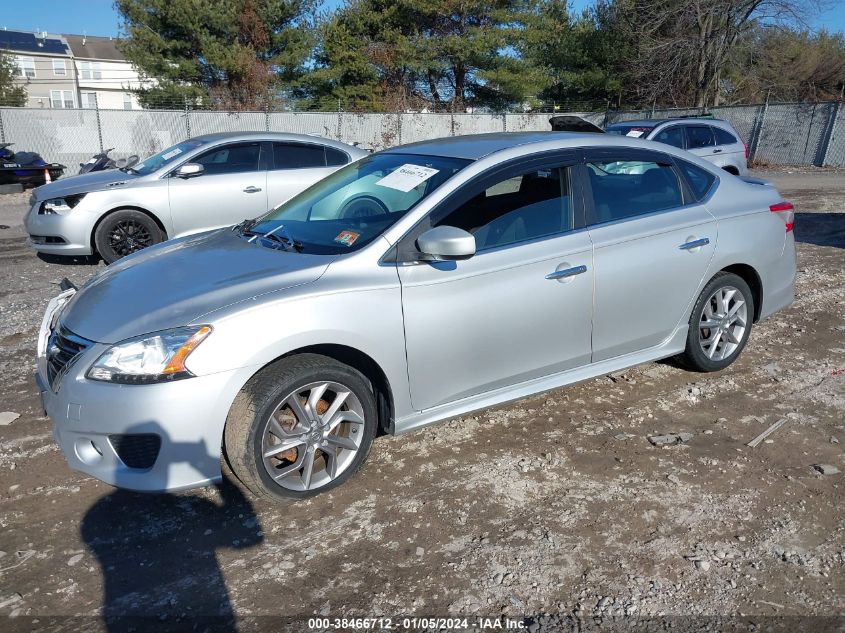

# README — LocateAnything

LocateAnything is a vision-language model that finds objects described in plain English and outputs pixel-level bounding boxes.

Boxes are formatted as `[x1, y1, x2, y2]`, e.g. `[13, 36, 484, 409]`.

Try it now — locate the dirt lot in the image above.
[0, 169, 843, 632]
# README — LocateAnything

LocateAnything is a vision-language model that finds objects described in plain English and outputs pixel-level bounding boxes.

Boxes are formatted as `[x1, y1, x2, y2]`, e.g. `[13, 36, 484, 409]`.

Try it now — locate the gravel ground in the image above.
[0, 169, 843, 632]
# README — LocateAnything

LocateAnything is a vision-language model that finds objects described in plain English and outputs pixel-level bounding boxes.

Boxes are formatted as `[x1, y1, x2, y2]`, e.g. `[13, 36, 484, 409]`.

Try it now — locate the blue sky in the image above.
[2, 0, 844, 38]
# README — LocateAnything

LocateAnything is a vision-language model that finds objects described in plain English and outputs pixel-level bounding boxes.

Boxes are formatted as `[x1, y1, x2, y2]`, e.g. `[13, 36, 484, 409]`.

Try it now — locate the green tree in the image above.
[0, 49, 27, 107]
[115, 0, 315, 110]
[307, 0, 544, 112]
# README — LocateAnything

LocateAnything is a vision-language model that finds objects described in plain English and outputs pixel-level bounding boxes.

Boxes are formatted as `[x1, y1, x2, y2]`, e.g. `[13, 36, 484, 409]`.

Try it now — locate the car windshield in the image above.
[245, 152, 471, 254]
[606, 124, 655, 138]
[130, 139, 210, 176]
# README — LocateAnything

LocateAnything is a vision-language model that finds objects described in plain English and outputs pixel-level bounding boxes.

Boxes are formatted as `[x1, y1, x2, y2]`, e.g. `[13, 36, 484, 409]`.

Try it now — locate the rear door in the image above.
[167, 141, 267, 237]
[712, 125, 747, 174]
[684, 125, 717, 161]
[584, 148, 717, 361]
[265, 142, 347, 209]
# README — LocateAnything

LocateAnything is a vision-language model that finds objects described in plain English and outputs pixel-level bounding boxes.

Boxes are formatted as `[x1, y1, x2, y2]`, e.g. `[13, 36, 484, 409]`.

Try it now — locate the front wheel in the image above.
[676, 272, 754, 372]
[224, 354, 377, 501]
[94, 209, 163, 264]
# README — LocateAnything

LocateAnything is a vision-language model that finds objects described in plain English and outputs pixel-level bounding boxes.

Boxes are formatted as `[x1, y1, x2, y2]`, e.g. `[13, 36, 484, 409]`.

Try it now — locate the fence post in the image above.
[94, 94, 104, 152]
[184, 97, 191, 139]
[397, 111, 402, 146]
[749, 98, 769, 163]
[265, 103, 270, 132]
[818, 101, 840, 167]
[0, 108, 5, 144]
[502, 112, 507, 132]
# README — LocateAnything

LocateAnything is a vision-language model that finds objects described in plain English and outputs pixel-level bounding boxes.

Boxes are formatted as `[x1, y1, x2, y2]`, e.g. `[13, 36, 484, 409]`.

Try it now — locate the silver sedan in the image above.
[24, 132, 368, 263]
[36, 132, 796, 500]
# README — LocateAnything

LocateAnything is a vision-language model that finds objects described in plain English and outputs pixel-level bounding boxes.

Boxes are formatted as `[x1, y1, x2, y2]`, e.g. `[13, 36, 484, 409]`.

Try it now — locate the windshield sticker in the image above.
[626, 130, 645, 138]
[375, 164, 440, 193]
[162, 148, 183, 160]
[334, 230, 361, 247]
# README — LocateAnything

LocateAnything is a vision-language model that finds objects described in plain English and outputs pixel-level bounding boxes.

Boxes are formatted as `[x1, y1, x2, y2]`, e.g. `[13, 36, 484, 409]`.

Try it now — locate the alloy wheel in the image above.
[260, 381, 365, 491]
[698, 285, 748, 362]
[109, 219, 153, 256]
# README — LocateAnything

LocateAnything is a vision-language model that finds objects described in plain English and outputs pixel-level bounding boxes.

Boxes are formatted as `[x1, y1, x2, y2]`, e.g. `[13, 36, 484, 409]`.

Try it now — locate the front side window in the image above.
[194, 143, 261, 175]
[52, 59, 66, 76]
[653, 126, 685, 149]
[435, 167, 573, 251]
[686, 126, 715, 149]
[273, 142, 325, 169]
[713, 127, 738, 146]
[131, 139, 210, 176]
[586, 158, 683, 224]
[248, 153, 469, 254]
[17, 56, 35, 78]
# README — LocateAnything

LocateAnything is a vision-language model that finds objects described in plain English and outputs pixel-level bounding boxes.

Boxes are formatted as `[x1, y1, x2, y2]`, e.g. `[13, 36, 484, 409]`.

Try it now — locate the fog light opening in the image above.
[75, 438, 104, 465]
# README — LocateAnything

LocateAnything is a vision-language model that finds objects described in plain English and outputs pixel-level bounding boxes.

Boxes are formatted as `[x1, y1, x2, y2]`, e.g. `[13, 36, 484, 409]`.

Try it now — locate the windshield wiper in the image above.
[246, 223, 303, 252]
[233, 218, 258, 235]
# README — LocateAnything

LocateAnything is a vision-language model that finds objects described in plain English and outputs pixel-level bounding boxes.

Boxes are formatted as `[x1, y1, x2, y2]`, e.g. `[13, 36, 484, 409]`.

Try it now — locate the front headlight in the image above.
[40, 193, 86, 215]
[87, 326, 212, 384]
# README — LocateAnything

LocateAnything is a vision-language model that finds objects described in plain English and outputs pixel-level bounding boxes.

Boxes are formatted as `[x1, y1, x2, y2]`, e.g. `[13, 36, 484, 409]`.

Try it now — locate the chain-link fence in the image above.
[0, 101, 843, 171]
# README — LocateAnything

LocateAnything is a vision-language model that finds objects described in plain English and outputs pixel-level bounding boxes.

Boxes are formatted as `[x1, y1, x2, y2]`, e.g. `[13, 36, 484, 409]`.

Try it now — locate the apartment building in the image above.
[1, 29, 149, 109]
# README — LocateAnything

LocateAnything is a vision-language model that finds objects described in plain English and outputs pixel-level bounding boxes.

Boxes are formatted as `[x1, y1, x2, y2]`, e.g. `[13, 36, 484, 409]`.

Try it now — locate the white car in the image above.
[24, 132, 368, 263]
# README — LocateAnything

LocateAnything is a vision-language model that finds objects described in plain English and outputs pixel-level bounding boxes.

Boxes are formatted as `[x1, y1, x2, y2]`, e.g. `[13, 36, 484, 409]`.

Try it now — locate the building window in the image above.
[81, 92, 97, 109]
[80, 61, 102, 80]
[16, 56, 36, 78]
[123, 93, 133, 110]
[51, 90, 75, 109]
[52, 59, 67, 76]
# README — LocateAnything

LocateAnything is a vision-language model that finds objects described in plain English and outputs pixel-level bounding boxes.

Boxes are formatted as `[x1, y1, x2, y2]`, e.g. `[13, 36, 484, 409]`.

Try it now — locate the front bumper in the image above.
[37, 342, 258, 493]
[24, 200, 95, 256]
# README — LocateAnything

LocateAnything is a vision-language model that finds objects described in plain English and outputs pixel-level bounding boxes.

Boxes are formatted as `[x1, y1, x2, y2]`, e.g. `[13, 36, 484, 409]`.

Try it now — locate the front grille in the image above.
[31, 235, 67, 244]
[46, 326, 92, 389]
[109, 434, 161, 469]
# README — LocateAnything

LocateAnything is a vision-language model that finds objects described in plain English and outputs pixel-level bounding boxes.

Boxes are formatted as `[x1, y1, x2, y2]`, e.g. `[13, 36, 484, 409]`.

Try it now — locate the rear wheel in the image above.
[224, 354, 377, 501]
[94, 209, 163, 264]
[676, 272, 754, 372]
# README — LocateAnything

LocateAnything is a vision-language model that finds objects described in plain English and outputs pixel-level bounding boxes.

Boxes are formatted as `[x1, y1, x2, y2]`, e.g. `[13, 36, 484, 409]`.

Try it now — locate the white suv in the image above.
[606, 118, 748, 176]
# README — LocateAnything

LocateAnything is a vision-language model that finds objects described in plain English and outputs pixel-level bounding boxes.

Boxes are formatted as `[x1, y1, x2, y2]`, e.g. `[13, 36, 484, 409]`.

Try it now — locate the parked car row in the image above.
[32, 126, 795, 503]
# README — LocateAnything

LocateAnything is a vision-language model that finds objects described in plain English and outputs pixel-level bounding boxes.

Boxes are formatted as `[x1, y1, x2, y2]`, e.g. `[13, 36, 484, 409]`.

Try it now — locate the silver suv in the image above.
[24, 132, 368, 263]
[606, 118, 748, 176]
[37, 132, 795, 501]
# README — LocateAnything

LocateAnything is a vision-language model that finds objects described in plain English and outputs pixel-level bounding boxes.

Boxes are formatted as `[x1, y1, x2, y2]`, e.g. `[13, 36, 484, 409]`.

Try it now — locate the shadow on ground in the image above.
[794, 212, 845, 249]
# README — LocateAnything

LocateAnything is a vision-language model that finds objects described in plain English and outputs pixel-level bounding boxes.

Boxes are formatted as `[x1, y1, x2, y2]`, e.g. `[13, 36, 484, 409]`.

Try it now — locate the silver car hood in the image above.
[61, 230, 334, 344]
[33, 169, 141, 200]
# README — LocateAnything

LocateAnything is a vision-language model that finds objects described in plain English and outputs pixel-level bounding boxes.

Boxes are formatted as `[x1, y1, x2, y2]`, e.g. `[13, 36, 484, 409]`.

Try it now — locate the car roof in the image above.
[609, 118, 734, 129]
[189, 131, 366, 153]
[385, 131, 602, 160]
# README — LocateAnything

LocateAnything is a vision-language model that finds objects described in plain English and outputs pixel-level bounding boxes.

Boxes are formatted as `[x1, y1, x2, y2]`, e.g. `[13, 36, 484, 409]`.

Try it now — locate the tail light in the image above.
[770, 201, 794, 233]
[744, 143, 749, 159]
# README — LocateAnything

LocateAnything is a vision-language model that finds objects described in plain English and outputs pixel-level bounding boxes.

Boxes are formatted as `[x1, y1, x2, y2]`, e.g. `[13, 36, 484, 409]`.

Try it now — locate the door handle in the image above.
[679, 237, 710, 250]
[713, 148, 723, 153]
[545, 265, 587, 280]
[243, 186, 262, 193]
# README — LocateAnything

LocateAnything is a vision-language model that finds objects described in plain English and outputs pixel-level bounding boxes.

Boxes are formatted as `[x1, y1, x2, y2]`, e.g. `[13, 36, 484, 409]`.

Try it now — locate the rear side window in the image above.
[273, 142, 326, 169]
[686, 126, 715, 149]
[653, 126, 685, 149]
[713, 127, 738, 146]
[586, 159, 683, 225]
[325, 147, 349, 166]
[677, 160, 717, 201]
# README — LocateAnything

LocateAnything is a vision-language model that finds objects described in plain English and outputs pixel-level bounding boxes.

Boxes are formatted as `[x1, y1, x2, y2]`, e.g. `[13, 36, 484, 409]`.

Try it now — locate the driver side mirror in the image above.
[174, 163, 204, 179]
[416, 226, 476, 261]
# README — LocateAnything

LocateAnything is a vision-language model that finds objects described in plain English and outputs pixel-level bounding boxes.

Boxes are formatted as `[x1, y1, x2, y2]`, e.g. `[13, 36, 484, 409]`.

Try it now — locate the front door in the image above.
[167, 141, 267, 237]
[398, 159, 593, 411]
[584, 149, 717, 361]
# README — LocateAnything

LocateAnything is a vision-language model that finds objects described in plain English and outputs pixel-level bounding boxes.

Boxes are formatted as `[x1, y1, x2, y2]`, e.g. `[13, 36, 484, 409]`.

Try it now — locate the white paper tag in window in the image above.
[625, 130, 645, 138]
[162, 148, 183, 160]
[376, 164, 439, 192]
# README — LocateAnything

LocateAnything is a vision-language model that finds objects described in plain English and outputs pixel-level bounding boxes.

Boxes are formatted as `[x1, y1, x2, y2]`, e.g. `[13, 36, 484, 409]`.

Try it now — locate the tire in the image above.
[94, 209, 163, 264]
[223, 354, 378, 502]
[676, 272, 754, 372]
